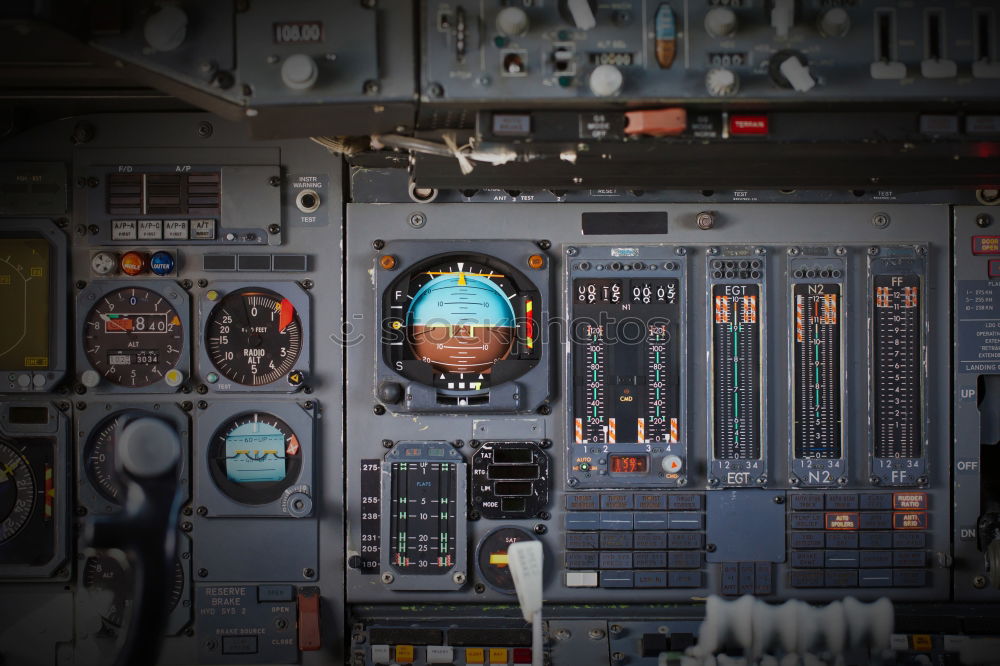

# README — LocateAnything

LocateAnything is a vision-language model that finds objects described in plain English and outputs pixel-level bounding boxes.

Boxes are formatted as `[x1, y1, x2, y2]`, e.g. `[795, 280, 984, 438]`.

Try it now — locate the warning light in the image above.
[527, 254, 545, 270]
[379, 255, 397, 270]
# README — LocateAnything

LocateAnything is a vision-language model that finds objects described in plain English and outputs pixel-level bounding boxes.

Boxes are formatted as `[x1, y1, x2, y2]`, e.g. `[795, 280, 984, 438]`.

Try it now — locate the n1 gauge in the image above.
[201, 284, 310, 392]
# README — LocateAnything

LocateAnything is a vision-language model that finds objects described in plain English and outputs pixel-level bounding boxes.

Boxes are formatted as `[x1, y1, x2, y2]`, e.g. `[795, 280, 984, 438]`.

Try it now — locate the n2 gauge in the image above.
[201, 284, 310, 392]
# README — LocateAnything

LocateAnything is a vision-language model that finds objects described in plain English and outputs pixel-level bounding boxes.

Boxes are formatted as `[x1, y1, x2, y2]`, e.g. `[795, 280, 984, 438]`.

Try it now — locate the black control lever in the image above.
[84, 418, 183, 666]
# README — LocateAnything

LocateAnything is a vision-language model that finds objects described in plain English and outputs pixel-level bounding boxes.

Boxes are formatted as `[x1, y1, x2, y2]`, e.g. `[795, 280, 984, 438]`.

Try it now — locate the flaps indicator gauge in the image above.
[208, 412, 303, 506]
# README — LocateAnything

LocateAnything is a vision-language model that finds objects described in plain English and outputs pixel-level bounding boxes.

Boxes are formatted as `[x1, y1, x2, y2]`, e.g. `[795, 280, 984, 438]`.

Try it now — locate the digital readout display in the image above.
[609, 454, 649, 473]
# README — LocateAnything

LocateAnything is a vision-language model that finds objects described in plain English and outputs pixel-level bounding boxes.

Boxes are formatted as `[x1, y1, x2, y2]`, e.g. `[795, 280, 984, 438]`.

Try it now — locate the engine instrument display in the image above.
[83, 287, 184, 387]
[0, 238, 50, 371]
[208, 412, 302, 504]
[711, 282, 762, 461]
[382, 254, 540, 403]
[792, 283, 843, 460]
[204, 288, 303, 386]
[873, 274, 922, 460]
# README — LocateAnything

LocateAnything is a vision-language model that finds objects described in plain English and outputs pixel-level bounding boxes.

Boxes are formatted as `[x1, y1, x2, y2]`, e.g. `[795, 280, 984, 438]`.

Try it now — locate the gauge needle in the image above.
[0, 459, 18, 483]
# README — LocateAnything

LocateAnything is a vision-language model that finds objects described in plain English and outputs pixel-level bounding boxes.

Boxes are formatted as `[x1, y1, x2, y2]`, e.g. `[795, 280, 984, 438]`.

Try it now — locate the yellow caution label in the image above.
[394, 644, 414, 663]
[489, 647, 508, 663]
[911, 635, 933, 651]
[466, 648, 485, 663]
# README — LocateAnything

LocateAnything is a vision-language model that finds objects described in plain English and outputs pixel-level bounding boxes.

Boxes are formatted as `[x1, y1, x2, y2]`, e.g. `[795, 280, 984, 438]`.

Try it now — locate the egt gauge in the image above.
[376, 243, 550, 413]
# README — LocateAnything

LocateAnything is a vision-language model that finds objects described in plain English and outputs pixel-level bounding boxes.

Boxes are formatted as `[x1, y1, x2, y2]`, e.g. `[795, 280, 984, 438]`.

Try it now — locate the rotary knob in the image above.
[819, 8, 851, 38]
[706, 68, 739, 97]
[589, 64, 623, 97]
[143, 5, 187, 52]
[705, 7, 737, 38]
[496, 7, 529, 37]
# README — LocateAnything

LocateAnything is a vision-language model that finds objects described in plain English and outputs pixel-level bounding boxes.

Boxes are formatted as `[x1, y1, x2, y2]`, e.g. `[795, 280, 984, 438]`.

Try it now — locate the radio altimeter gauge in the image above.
[382, 253, 541, 406]
[83, 287, 183, 388]
[204, 288, 303, 387]
[208, 412, 302, 505]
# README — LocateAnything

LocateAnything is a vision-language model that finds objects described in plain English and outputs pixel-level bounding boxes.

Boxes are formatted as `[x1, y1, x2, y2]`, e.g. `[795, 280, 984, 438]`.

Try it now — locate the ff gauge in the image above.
[78, 283, 189, 392]
[201, 284, 310, 391]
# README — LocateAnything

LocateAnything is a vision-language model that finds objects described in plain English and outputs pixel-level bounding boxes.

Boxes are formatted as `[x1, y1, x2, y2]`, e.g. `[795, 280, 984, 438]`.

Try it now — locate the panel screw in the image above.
[537, 240, 551, 250]
[555, 629, 571, 641]
[568, 477, 579, 487]
[303, 568, 315, 578]
[977, 214, 993, 228]
[301, 279, 314, 290]
[696, 212, 715, 230]
[609, 624, 623, 636]
[198, 400, 208, 409]
[452, 572, 466, 584]
[182, 506, 193, 516]
[180, 521, 193, 532]
[754, 247, 767, 255]
[196, 385, 208, 394]
[408, 213, 426, 228]
[537, 404, 551, 415]
[533, 524, 547, 535]
[872, 213, 890, 228]
[197, 121, 213, 138]
[706, 543, 717, 553]
[566, 246, 578, 256]
[268, 175, 281, 187]
[835, 246, 847, 256]
[540, 439, 552, 449]
[469, 510, 480, 521]
[75, 506, 87, 516]
[197, 506, 208, 516]
[452, 440, 464, 449]
[198, 568, 208, 578]
[787, 247, 800, 256]
[773, 496, 785, 504]
[381, 573, 394, 584]
[372, 239, 385, 250]
[973, 575, 988, 589]
[588, 628, 606, 640]
[475, 583, 486, 593]
[538, 511, 550, 520]
[869, 475, 881, 485]
[427, 83, 444, 98]
[373, 404, 386, 415]
[675, 247, 687, 256]
[708, 246, 719, 255]
[915, 245, 927, 257]
[363, 80, 380, 95]
[708, 478, 719, 486]
[268, 224, 281, 234]
[72, 122, 95, 144]
[382, 439, 394, 448]
[868, 246, 880, 256]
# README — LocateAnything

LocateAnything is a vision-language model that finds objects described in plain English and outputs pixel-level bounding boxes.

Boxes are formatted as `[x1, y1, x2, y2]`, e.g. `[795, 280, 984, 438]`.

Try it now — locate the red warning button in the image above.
[893, 511, 928, 530]
[893, 492, 928, 510]
[973, 236, 1000, 255]
[729, 115, 769, 136]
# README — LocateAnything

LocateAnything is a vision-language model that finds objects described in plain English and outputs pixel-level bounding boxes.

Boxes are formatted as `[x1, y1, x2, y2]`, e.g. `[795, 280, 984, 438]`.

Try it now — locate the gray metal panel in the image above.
[346, 202, 951, 604]
[705, 490, 786, 563]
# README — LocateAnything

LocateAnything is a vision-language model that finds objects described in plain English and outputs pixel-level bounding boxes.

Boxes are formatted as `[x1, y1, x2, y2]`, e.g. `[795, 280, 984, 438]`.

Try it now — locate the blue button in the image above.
[565, 512, 600, 530]
[859, 569, 893, 587]
[633, 552, 667, 569]
[859, 551, 892, 568]
[600, 571, 634, 588]
[635, 571, 667, 588]
[632, 512, 668, 529]
[149, 250, 175, 275]
[599, 512, 634, 530]
[599, 552, 632, 569]
[824, 550, 859, 568]
[668, 512, 703, 530]
[668, 571, 701, 588]
[634, 531, 668, 549]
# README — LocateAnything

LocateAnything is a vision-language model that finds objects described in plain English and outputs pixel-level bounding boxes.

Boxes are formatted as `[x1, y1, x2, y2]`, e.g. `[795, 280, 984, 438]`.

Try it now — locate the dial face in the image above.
[475, 527, 536, 594]
[84, 553, 184, 630]
[83, 287, 184, 387]
[208, 413, 302, 505]
[0, 440, 35, 544]
[91, 252, 117, 276]
[205, 288, 303, 386]
[84, 412, 176, 505]
[383, 254, 541, 395]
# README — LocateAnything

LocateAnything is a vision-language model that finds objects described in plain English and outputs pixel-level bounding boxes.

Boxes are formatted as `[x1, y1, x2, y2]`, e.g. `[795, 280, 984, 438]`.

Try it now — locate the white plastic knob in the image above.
[281, 54, 319, 90]
[819, 8, 851, 38]
[705, 7, 737, 38]
[661, 454, 684, 473]
[771, 0, 794, 38]
[780, 55, 816, 92]
[567, 0, 597, 30]
[143, 5, 188, 52]
[706, 68, 739, 96]
[589, 64, 623, 97]
[496, 7, 529, 37]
